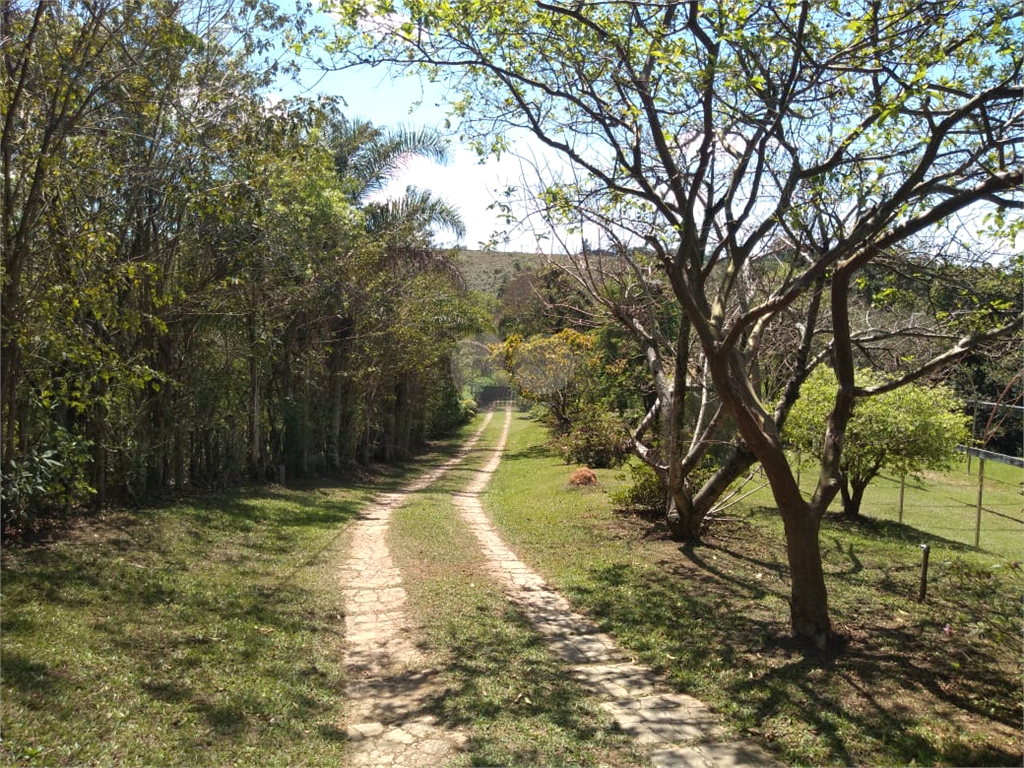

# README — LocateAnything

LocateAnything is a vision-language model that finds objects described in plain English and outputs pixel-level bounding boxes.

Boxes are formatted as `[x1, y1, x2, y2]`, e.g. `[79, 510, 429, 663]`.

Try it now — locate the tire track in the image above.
[452, 405, 781, 768]
[339, 411, 495, 767]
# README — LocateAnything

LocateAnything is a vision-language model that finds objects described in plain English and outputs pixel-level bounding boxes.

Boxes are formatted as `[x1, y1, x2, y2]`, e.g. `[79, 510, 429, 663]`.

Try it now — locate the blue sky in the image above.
[276, 55, 549, 252]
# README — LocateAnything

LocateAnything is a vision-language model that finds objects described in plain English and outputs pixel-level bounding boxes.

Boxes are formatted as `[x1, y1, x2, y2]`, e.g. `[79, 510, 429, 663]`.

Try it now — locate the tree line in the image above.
[1, 0, 487, 529]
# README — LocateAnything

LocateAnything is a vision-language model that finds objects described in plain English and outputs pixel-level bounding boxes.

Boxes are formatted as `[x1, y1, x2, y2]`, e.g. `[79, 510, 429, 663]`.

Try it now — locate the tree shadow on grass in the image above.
[822, 510, 981, 553]
[182, 487, 364, 532]
[502, 443, 556, 462]
[0, 653, 77, 717]
[565, 527, 1022, 767]
[433, 604, 641, 766]
[0, 486, 357, 763]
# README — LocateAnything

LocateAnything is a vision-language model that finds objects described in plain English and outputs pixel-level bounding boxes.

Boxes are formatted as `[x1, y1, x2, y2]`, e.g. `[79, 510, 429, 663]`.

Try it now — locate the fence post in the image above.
[918, 543, 930, 602]
[898, 474, 906, 524]
[974, 457, 985, 549]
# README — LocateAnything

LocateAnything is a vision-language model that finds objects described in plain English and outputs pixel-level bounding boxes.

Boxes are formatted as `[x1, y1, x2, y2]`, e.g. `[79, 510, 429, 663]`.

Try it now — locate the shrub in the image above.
[428, 380, 477, 437]
[1, 427, 94, 531]
[611, 461, 667, 515]
[551, 406, 631, 468]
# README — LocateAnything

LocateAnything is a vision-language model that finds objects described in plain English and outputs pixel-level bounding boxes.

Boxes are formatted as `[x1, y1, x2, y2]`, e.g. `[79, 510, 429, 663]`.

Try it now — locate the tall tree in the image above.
[331, 0, 1023, 645]
[323, 116, 470, 465]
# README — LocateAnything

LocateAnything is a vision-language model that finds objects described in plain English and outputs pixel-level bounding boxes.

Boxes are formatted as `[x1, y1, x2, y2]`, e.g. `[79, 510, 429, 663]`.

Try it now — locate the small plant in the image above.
[568, 467, 599, 486]
[1, 427, 94, 531]
[611, 461, 667, 515]
[934, 558, 1024, 659]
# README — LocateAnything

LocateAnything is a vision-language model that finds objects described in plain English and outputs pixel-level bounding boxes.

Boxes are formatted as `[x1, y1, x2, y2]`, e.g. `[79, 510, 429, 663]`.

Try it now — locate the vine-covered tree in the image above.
[331, 0, 1023, 645]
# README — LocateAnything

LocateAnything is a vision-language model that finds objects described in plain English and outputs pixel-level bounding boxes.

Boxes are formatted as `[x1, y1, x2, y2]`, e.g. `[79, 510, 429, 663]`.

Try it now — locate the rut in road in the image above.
[340, 405, 780, 768]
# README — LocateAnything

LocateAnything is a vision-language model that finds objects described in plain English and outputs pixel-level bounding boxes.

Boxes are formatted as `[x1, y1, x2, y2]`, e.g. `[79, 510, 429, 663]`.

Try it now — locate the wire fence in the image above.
[821, 454, 1023, 561]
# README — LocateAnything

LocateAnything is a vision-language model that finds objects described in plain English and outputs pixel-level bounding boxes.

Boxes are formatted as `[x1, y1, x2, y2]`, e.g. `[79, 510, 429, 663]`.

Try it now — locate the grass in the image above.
[388, 412, 645, 766]
[455, 249, 545, 296]
[845, 459, 1022, 560]
[483, 411, 1024, 767]
[3, 407, 1019, 766]
[0, 424, 480, 768]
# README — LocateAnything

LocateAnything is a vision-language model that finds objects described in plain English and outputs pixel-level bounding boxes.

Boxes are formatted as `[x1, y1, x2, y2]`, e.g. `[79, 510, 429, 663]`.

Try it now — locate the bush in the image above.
[1, 427, 94, 531]
[611, 461, 667, 514]
[428, 380, 477, 437]
[551, 406, 631, 468]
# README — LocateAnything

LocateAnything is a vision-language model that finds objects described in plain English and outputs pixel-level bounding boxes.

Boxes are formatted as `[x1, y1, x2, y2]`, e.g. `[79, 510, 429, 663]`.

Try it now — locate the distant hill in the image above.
[453, 249, 548, 296]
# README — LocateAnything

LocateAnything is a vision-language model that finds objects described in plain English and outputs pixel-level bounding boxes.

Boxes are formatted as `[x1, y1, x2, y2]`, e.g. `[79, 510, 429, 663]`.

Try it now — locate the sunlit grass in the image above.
[483, 412, 1023, 767]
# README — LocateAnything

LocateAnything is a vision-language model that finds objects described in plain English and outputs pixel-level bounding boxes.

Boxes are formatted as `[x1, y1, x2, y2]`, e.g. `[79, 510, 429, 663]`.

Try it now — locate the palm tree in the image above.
[329, 117, 466, 241]
[322, 116, 471, 468]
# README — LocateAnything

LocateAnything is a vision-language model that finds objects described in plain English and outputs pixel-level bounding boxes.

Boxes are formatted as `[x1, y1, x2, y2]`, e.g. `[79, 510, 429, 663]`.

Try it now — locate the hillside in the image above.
[453, 249, 548, 296]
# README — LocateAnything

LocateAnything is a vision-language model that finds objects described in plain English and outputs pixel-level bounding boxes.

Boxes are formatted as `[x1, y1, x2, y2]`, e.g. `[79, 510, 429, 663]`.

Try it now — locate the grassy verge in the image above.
[0, 421, 481, 767]
[388, 411, 645, 767]
[484, 411, 1023, 767]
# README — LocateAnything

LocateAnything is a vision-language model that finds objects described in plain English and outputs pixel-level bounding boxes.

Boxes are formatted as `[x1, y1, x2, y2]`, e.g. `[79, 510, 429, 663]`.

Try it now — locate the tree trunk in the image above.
[248, 351, 261, 479]
[664, 395, 706, 539]
[327, 370, 343, 470]
[666, 490, 704, 539]
[780, 501, 831, 648]
[664, 316, 703, 539]
[0, 341, 21, 468]
[704, 346, 832, 646]
[383, 394, 397, 462]
[173, 422, 184, 491]
[841, 477, 868, 518]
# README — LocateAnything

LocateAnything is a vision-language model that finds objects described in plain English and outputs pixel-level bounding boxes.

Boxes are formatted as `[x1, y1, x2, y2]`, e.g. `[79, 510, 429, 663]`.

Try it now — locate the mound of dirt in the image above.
[568, 467, 598, 487]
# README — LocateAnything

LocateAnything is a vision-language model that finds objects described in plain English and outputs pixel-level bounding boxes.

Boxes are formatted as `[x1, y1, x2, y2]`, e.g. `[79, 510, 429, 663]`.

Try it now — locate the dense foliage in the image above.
[0, 0, 485, 530]
[785, 368, 970, 516]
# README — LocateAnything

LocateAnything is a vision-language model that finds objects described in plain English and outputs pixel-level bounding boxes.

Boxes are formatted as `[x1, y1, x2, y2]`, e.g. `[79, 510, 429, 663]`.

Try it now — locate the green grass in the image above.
[0, 422, 482, 768]
[388, 412, 645, 767]
[483, 412, 1024, 767]
[721, 453, 1022, 561]
[1, 490, 358, 767]
[850, 459, 1021, 560]
[4, 409, 1018, 767]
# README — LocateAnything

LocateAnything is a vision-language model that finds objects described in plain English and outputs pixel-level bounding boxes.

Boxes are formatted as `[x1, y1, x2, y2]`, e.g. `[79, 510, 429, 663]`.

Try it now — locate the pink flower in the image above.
[943, 624, 952, 635]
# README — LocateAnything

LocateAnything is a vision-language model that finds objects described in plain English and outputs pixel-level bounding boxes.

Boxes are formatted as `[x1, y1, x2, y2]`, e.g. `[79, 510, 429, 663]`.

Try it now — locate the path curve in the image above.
[452, 405, 780, 768]
[339, 412, 496, 767]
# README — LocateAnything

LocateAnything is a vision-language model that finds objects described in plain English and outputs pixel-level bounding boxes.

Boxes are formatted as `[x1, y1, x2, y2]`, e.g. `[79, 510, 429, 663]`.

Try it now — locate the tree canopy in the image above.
[785, 367, 970, 517]
[0, 0, 484, 530]
[330, 0, 1023, 645]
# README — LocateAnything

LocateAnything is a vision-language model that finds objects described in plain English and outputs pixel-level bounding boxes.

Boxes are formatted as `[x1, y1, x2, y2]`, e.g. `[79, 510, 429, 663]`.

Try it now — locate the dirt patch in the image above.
[568, 467, 599, 487]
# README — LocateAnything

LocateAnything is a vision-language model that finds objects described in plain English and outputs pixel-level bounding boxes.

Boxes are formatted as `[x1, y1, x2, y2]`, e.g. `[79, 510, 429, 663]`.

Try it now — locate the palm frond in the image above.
[364, 186, 466, 240]
[329, 117, 454, 201]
